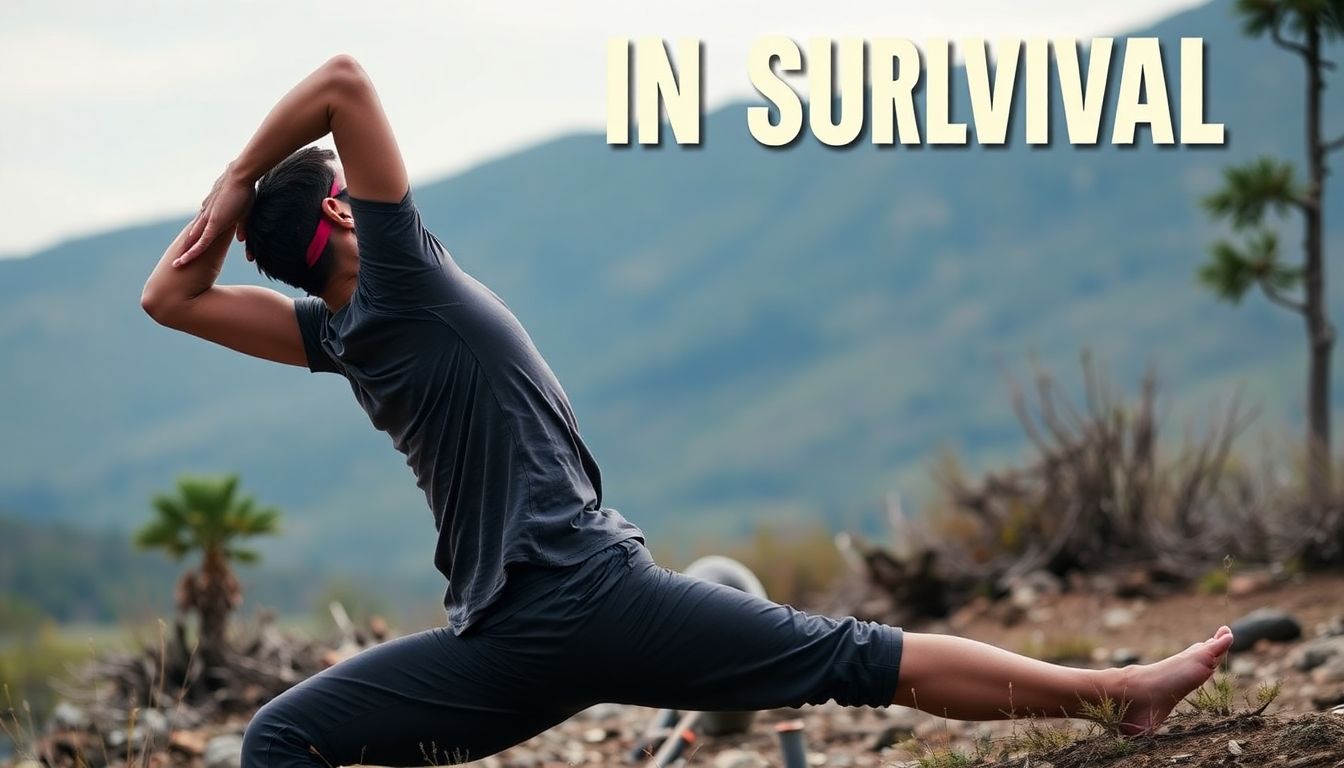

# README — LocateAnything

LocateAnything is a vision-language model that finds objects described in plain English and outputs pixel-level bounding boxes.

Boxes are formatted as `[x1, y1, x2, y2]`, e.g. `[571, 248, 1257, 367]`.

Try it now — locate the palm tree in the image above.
[136, 474, 280, 666]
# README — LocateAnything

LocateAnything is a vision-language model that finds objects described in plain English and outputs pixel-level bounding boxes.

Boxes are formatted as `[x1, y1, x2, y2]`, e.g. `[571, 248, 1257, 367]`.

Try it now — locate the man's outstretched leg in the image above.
[574, 542, 1235, 737]
[893, 626, 1235, 734]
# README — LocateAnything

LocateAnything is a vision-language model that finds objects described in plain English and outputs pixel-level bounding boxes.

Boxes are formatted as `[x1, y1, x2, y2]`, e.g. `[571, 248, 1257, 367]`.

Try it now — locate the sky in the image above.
[0, 0, 1210, 258]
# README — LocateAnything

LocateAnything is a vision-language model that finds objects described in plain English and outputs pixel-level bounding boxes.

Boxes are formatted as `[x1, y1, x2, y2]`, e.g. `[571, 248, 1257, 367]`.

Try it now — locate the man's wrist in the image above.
[225, 158, 260, 188]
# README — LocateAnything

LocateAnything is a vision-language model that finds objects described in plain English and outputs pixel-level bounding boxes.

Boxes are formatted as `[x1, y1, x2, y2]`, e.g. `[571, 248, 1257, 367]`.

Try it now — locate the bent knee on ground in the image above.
[242, 698, 327, 768]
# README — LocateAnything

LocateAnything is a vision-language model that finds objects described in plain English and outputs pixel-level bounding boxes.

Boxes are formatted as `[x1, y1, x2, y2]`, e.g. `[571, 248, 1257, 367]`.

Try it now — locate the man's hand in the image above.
[175, 164, 255, 268]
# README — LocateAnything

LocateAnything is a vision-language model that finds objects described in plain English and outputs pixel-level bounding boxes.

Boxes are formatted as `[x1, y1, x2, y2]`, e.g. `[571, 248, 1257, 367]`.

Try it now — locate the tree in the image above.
[135, 474, 280, 666]
[1199, 0, 1343, 505]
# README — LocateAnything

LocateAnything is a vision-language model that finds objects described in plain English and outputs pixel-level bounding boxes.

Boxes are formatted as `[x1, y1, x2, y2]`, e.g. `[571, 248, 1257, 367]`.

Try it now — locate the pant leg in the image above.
[572, 543, 904, 711]
[241, 626, 578, 768]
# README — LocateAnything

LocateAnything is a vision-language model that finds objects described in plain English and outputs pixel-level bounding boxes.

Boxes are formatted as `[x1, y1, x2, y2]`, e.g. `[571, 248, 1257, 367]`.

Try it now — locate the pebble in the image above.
[1112, 648, 1141, 666]
[714, 749, 771, 768]
[204, 734, 245, 768]
[866, 723, 914, 751]
[1230, 657, 1259, 678]
[138, 708, 170, 739]
[1227, 739, 1244, 755]
[50, 702, 90, 731]
[1317, 615, 1344, 637]
[1229, 608, 1303, 652]
[1291, 636, 1344, 671]
[1310, 657, 1344, 684]
[582, 727, 608, 743]
[577, 702, 625, 720]
[1102, 607, 1135, 628]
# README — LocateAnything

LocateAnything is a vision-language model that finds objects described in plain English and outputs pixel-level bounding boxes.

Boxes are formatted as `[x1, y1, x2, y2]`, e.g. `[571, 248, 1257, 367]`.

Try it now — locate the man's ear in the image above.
[321, 198, 355, 230]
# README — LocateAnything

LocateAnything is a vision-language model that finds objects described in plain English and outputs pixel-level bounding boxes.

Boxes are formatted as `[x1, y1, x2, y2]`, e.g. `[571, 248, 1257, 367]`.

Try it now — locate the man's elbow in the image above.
[324, 54, 374, 102]
[140, 285, 182, 327]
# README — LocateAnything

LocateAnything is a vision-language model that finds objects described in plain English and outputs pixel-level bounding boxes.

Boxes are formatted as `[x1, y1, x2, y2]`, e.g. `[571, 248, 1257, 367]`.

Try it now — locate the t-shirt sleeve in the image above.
[293, 296, 343, 374]
[349, 188, 450, 310]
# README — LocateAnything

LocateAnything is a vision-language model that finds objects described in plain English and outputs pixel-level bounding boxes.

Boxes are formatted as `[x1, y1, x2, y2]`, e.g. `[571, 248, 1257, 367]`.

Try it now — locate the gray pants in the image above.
[241, 539, 904, 767]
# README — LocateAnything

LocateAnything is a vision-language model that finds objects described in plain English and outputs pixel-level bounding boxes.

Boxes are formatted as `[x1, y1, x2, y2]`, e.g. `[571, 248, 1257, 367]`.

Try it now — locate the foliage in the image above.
[0, 623, 92, 727]
[1186, 673, 1237, 716]
[135, 474, 280, 665]
[1076, 693, 1132, 734]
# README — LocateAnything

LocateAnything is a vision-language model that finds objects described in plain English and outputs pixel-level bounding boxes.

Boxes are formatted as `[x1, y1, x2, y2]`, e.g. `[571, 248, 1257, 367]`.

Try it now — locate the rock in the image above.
[1291, 636, 1344, 671]
[866, 723, 914, 751]
[204, 734, 245, 768]
[1229, 609, 1302, 652]
[1230, 657, 1259, 678]
[577, 702, 625, 720]
[1027, 606, 1056, 623]
[1102, 607, 1135, 628]
[1227, 740, 1244, 755]
[166, 707, 204, 731]
[1311, 690, 1344, 709]
[714, 750, 770, 768]
[581, 726, 608, 743]
[1317, 615, 1344, 638]
[1007, 571, 1063, 610]
[1310, 657, 1344, 685]
[1111, 648, 1141, 666]
[168, 730, 208, 756]
[49, 702, 90, 731]
[505, 747, 540, 768]
[138, 708, 170, 739]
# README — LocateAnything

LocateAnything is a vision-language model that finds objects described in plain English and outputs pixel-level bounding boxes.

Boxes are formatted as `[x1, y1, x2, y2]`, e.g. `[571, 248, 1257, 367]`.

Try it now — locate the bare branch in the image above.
[1258, 276, 1308, 313]
[1326, 134, 1344, 153]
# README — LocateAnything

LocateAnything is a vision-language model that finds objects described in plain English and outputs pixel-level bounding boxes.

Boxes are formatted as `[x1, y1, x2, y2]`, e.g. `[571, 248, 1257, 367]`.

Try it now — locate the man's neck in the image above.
[321, 272, 357, 313]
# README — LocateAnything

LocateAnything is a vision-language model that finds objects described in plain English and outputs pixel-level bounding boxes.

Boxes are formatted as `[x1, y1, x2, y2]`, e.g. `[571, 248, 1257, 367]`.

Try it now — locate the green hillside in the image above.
[1, 0, 1340, 602]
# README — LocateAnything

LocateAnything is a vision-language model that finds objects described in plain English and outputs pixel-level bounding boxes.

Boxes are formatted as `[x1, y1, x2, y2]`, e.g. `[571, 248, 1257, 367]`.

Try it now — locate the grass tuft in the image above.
[1076, 693, 1131, 733]
[1185, 673, 1236, 716]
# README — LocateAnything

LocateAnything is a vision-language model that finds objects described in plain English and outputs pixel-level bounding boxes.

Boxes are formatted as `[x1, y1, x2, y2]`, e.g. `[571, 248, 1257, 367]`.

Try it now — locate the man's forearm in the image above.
[226, 55, 364, 186]
[141, 222, 232, 321]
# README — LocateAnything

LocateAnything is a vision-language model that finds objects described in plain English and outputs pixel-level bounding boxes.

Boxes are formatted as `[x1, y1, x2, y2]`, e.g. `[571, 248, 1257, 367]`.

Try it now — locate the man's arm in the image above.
[146, 54, 409, 363]
[178, 54, 409, 265]
[141, 222, 308, 367]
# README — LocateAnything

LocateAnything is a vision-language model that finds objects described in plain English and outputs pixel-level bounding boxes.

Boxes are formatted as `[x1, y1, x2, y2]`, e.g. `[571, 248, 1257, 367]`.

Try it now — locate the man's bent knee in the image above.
[242, 698, 324, 768]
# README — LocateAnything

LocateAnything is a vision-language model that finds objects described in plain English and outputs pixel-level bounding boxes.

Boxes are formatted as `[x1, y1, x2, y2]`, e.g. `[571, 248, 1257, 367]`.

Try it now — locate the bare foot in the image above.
[1112, 626, 1235, 736]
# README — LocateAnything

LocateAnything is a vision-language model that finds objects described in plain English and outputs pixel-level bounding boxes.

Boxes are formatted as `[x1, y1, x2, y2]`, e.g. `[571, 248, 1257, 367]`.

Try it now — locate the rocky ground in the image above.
[10, 569, 1344, 768]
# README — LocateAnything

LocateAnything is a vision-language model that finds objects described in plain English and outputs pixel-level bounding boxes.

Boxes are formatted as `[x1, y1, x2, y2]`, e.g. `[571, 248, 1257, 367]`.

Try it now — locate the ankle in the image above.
[1076, 666, 1134, 719]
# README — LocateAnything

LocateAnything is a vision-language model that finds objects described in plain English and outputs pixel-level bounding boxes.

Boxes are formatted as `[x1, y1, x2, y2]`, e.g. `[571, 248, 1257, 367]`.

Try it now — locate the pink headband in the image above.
[304, 180, 342, 267]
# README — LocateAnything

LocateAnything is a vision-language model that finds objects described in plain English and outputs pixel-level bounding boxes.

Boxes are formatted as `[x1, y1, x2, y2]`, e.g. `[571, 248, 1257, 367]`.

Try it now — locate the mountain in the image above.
[1, 0, 1341, 602]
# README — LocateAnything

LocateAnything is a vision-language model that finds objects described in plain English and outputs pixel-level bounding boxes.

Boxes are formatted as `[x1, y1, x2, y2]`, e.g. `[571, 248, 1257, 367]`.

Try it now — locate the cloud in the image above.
[0, 31, 231, 105]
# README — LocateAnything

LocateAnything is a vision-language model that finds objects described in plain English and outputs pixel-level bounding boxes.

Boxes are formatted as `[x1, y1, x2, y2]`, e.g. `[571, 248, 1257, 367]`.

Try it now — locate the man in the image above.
[142, 55, 1235, 767]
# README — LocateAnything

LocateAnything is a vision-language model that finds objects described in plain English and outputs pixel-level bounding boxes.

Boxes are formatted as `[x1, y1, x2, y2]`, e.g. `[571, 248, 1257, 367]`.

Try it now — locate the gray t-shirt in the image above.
[293, 189, 643, 634]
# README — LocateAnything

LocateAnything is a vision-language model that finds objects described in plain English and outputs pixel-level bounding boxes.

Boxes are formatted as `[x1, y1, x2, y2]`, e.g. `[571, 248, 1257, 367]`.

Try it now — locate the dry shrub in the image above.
[927, 353, 1255, 586]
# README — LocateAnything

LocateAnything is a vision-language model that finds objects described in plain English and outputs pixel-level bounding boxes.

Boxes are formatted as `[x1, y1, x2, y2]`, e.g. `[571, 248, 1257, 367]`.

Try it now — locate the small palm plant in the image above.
[135, 474, 280, 667]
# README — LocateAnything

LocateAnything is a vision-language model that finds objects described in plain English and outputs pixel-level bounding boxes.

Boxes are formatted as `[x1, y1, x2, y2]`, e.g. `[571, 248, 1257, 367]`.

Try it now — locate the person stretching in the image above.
[141, 55, 1235, 767]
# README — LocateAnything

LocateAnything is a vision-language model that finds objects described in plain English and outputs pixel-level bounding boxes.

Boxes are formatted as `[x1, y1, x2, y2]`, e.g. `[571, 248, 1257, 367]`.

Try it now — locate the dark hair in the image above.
[245, 146, 338, 295]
